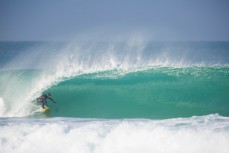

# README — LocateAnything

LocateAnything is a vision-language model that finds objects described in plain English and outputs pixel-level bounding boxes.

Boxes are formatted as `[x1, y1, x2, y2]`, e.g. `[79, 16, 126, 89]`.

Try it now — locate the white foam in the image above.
[0, 70, 55, 117]
[1, 115, 229, 153]
[0, 97, 6, 116]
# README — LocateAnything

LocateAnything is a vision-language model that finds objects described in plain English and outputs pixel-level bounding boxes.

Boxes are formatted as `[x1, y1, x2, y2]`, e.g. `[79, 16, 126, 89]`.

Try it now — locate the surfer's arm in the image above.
[49, 97, 56, 103]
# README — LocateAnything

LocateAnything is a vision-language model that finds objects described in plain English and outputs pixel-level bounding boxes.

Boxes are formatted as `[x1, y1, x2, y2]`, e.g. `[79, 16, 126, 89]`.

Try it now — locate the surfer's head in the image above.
[47, 93, 51, 97]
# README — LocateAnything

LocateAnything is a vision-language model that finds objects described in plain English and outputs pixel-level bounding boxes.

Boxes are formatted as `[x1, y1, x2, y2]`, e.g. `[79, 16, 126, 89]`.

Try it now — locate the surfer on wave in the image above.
[37, 93, 56, 109]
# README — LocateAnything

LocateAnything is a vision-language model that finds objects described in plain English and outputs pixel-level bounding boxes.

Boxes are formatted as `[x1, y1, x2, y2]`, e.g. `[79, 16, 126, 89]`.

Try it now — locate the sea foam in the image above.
[0, 114, 229, 153]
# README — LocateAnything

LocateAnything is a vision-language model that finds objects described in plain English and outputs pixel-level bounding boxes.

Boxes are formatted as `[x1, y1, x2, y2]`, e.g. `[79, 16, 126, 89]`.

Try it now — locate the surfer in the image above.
[37, 93, 56, 109]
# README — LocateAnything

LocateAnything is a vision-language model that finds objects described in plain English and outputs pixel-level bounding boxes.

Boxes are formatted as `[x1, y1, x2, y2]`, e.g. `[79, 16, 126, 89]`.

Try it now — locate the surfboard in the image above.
[40, 107, 50, 112]
[43, 107, 49, 110]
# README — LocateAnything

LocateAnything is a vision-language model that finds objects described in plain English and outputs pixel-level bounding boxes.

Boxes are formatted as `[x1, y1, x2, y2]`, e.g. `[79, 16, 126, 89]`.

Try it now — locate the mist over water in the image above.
[1, 41, 229, 70]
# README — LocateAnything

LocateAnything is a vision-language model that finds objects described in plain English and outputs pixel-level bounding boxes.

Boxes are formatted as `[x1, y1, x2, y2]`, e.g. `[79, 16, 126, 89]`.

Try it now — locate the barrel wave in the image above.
[0, 41, 229, 118]
[44, 67, 229, 118]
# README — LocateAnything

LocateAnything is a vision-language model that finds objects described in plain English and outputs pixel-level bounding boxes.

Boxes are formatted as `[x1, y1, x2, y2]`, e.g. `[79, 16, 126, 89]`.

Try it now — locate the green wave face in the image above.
[44, 67, 229, 119]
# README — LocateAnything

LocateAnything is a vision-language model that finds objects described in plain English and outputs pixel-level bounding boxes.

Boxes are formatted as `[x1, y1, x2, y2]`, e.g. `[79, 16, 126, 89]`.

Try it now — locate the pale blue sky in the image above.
[0, 0, 229, 41]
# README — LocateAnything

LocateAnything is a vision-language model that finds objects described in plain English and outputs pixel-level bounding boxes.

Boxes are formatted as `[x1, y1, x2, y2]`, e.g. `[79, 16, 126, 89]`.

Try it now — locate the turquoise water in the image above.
[45, 67, 229, 118]
[1, 41, 229, 153]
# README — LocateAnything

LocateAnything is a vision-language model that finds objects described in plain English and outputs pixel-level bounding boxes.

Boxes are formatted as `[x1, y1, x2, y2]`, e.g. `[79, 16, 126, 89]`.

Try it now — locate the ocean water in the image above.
[0, 41, 229, 153]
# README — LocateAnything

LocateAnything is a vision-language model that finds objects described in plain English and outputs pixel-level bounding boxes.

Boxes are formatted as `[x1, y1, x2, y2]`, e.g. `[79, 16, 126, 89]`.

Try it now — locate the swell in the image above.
[43, 67, 229, 118]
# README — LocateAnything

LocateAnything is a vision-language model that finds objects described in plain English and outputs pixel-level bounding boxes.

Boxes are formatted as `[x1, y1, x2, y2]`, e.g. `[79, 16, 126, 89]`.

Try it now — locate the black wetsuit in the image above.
[37, 94, 55, 108]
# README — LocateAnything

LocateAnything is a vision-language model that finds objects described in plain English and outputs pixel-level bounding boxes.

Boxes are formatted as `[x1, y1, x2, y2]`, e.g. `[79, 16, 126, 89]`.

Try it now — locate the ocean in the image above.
[0, 41, 229, 153]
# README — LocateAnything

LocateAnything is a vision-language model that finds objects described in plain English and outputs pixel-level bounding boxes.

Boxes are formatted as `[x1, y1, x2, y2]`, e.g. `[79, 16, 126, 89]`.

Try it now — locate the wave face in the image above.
[0, 41, 229, 117]
[1, 114, 229, 153]
[43, 67, 229, 118]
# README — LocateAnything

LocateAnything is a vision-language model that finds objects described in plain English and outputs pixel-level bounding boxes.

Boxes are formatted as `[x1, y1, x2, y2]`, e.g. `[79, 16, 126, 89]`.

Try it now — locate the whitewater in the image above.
[1, 114, 229, 153]
[0, 41, 229, 153]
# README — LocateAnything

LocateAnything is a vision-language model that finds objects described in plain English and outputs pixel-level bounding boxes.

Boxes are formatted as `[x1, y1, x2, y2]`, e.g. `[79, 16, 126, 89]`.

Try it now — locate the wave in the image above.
[1, 114, 229, 153]
[43, 67, 229, 118]
[0, 41, 229, 117]
[1, 67, 229, 118]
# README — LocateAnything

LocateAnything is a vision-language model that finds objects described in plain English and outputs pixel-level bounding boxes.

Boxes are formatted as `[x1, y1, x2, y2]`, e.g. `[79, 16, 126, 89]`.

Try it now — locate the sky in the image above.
[0, 0, 229, 41]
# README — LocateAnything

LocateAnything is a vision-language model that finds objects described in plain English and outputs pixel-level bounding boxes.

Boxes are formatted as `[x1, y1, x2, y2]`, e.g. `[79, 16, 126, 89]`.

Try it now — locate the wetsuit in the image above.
[37, 94, 55, 108]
